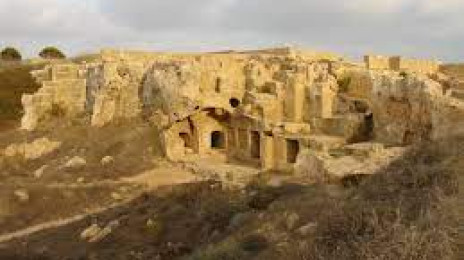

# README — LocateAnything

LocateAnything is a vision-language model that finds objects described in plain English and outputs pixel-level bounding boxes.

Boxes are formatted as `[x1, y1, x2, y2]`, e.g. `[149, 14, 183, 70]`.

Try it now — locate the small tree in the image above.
[39, 46, 66, 59]
[0, 47, 22, 61]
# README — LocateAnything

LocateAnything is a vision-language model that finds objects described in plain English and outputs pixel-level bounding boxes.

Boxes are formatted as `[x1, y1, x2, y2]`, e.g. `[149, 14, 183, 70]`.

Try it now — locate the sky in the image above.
[0, 0, 462, 61]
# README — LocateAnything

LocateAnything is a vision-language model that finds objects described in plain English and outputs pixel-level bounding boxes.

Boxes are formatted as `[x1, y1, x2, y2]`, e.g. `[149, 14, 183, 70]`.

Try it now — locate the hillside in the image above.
[0, 135, 461, 259]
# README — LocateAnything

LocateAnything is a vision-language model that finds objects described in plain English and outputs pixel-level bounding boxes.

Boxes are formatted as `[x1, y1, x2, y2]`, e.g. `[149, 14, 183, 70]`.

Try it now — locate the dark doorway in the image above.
[215, 78, 222, 93]
[286, 139, 299, 164]
[229, 98, 240, 108]
[251, 131, 261, 159]
[211, 131, 225, 149]
[364, 112, 374, 139]
[179, 133, 193, 149]
[349, 99, 375, 143]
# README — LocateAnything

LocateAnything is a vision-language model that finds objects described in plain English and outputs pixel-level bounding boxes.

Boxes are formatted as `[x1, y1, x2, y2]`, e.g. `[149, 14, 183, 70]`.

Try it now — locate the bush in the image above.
[337, 76, 352, 93]
[39, 46, 66, 59]
[1, 47, 22, 61]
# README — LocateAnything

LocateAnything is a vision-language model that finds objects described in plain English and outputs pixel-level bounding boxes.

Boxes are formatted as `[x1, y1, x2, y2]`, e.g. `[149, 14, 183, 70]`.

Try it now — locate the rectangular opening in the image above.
[211, 131, 225, 149]
[251, 131, 261, 159]
[179, 132, 193, 149]
[286, 139, 299, 164]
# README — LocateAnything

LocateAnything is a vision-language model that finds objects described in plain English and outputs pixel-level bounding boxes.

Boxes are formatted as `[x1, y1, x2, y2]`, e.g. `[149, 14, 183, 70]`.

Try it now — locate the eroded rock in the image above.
[63, 156, 87, 169]
[14, 189, 30, 203]
[3, 138, 61, 161]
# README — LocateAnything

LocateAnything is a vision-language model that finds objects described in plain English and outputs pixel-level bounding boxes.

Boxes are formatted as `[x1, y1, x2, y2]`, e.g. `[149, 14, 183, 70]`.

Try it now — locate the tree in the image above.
[39, 46, 66, 59]
[0, 47, 22, 61]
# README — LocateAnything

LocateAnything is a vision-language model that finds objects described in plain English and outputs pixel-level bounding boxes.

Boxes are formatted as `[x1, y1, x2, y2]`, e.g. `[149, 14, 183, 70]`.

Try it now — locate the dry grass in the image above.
[0, 124, 462, 259]
[190, 137, 462, 260]
[0, 120, 164, 184]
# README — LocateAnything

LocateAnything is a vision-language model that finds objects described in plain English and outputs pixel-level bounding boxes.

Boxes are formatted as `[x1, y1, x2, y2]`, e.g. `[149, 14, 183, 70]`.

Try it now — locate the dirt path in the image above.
[0, 164, 197, 245]
[0, 200, 126, 244]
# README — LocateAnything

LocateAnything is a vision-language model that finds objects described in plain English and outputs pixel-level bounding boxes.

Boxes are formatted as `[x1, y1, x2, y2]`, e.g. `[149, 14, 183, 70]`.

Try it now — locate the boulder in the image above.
[3, 138, 61, 161]
[80, 224, 101, 241]
[64, 156, 87, 169]
[297, 222, 318, 236]
[100, 156, 114, 166]
[33, 165, 48, 178]
[294, 149, 328, 183]
[80, 220, 119, 243]
[14, 189, 30, 203]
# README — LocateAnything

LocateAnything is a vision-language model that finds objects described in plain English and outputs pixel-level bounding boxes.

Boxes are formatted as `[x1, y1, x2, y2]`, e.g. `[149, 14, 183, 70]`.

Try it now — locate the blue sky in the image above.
[0, 0, 462, 61]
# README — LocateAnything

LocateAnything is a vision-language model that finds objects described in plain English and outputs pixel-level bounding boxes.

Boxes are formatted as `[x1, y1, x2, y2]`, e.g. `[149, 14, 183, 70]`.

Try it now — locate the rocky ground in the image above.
[0, 121, 462, 259]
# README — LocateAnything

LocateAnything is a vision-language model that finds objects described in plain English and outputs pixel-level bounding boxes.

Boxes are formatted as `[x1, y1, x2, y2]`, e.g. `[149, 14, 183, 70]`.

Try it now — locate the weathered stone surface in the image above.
[80, 220, 119, 243]
[297, 222, 318, 236]
[343, 68, 463, 144]
[294, 150, 328, 183]
[33, 165, 49, 178]
[14, 189, 30, 203]
[100, 156, 114, 166]
[3, 138, 61, 161]
[63, 156, 87, 169]
[21, 64, 87, 131]
[16, 47, 464, 177]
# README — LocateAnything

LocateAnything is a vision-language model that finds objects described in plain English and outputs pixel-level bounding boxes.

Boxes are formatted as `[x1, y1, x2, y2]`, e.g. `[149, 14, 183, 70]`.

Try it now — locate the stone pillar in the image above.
[285, 75, 306, 122]
[261, 134, 275, 170]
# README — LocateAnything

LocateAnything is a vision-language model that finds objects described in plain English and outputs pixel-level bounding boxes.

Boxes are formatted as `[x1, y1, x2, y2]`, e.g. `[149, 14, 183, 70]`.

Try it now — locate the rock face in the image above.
[344, 69, 464, 144]
[21, 64, 87, 131]
[294, 150, 327, 183]
[89, 62, 145, 127]
[2, 138, 61, 161]
[17, 47, 464, 177]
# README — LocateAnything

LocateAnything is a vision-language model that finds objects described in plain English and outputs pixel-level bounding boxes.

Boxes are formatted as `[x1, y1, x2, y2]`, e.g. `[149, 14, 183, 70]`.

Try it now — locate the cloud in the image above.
[0, 0, 462, 61]
[0, 0, 131, 56]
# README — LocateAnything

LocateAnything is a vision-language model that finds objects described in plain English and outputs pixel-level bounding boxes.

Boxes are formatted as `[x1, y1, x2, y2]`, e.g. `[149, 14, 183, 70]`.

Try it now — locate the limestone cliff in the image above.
[343, 68, 464, 144]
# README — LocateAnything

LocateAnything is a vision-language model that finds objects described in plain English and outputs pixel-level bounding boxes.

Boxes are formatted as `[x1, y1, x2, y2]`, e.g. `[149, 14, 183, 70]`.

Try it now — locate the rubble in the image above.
[33, 165, 48, 179]
[13, 189, 30, 203]
[100, 156, 114, 166]
[16, 47, 464, 179]
[80, 220, 120, 243]
[63, 156, 87, 169]
[2, 138, 61, 161]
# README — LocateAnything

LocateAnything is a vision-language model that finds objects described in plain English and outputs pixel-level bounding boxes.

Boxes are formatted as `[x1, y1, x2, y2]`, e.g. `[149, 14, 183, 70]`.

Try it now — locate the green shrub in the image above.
[337, 76, 352, 93]
[39, 46, 66, 59]
[1, 47, 22, 61]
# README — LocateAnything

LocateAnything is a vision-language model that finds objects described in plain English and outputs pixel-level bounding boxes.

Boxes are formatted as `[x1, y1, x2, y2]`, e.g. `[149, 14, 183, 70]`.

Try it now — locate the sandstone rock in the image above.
[33, 165, 48, 178]
[14, 189, 30, 203]
[294, 150, 327, 183]
[21, 64, 87, 131]
[3, 138, 61, 161]
[81, 220, 119, 243]
[80, 224, 101, 241]
[297, 222, 318, 236]
[64, 156, 87, 169]
[110, 192, 123, 201]
[16, 48, 464, 178]
[101, 156, 114, 166]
